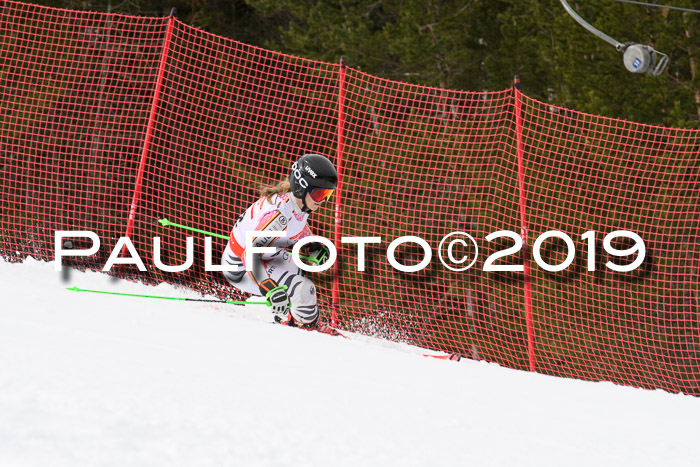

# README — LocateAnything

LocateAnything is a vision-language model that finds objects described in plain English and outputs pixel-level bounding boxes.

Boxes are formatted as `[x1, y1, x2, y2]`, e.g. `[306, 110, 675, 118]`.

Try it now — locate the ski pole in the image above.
[67, 286, 269, 306]
[158, 218, 228, 240]
[158, 218, 318, 262]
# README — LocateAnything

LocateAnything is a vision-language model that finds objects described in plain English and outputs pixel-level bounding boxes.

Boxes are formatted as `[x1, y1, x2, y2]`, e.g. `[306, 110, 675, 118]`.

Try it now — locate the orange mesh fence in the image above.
[2, 1, 699, 394]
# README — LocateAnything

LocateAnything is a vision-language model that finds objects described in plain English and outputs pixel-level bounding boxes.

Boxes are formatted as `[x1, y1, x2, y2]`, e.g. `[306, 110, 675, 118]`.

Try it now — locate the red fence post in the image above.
[331, 57, 346, 327]
[514, 76, 537, 372]
[122, 12, 176, 255]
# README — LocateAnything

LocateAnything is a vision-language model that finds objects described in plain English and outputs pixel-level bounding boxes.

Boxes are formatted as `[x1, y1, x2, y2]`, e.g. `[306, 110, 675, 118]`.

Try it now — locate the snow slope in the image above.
[1, 257, 699, 467]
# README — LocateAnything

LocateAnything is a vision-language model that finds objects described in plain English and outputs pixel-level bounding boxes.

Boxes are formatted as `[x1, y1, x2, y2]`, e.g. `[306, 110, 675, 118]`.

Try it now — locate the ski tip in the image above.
[320, 326, 347, 338]
[424, 352, 462, 362]
[323, 328, 342, 337]
[158, 218, 169, 226]
[66, 286, 81, 292]
[297, 322, 347, 338]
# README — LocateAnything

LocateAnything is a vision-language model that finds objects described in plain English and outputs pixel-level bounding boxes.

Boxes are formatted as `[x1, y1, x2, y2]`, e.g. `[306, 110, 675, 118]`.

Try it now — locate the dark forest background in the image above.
[20, 0, 700, 128]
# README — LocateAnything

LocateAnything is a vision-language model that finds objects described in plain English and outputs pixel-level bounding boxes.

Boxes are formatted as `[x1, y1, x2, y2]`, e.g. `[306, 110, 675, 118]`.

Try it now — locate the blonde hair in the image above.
[260, 177, 291, 202]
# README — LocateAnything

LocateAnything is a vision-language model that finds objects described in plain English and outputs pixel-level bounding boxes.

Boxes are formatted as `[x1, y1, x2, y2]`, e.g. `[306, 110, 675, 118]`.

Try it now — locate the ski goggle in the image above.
[309, 187, 335, 203]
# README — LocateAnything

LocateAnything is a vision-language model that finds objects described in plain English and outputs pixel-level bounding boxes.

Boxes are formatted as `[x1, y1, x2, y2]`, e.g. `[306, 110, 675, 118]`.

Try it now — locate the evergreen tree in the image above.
[251, 0, 699, 127]
[16, 0, 700, 126]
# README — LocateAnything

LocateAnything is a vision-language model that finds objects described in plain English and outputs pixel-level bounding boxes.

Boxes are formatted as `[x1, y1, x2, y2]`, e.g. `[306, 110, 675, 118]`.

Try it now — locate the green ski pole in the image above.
[67, 286, 268, 306]
[158, 218, 228, 240]
[157, 218, 318, 262]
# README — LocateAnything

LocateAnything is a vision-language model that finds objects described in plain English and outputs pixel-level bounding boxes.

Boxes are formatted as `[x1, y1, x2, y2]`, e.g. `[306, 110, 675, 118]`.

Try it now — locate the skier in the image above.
[221, 153, 337, 329]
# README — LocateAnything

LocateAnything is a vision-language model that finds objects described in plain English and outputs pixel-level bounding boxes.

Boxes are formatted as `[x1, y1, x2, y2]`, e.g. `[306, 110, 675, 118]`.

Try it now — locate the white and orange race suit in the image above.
[220, 192, 318, 324]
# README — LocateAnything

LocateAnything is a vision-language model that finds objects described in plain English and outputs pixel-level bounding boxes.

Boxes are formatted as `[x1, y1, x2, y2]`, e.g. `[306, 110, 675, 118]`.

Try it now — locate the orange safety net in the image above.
[2, 1, 699, 394]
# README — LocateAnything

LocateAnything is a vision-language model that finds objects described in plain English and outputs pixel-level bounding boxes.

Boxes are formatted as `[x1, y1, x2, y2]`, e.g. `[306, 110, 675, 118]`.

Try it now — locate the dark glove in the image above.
[301, 242, 331, 265]
[259, 278, 290, 317]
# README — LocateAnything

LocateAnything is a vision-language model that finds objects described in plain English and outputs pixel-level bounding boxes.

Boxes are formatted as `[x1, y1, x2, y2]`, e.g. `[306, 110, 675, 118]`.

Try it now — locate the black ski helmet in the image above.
[289, 153, 338, 201]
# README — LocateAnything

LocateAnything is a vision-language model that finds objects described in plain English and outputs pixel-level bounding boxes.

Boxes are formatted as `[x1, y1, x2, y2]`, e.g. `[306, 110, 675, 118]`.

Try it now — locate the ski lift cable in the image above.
[560, 0, 625, 51]
[560, 0, 671, 76]
[610, 0, 700, 15]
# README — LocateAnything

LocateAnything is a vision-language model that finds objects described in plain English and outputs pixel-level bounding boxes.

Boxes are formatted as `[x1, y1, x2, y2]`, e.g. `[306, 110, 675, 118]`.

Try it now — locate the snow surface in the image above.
[1, 257, 699, 467]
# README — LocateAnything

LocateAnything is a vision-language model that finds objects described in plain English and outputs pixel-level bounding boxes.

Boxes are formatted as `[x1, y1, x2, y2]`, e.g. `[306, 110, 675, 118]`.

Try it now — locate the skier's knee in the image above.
[291, 303, 318, 325]
[289, 280, 318, 325]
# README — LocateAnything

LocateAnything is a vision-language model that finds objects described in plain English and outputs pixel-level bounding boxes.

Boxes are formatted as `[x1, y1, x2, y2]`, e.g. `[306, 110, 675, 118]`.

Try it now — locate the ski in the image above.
[310, 321, 346, 338]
